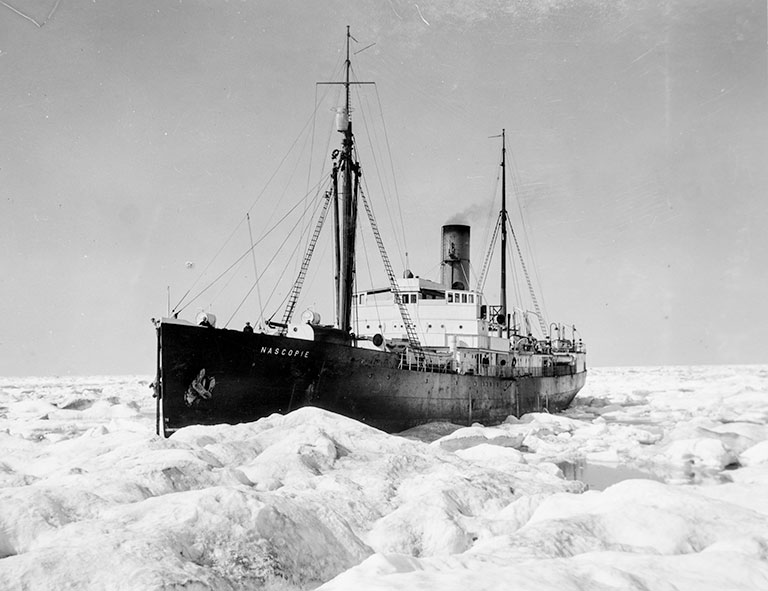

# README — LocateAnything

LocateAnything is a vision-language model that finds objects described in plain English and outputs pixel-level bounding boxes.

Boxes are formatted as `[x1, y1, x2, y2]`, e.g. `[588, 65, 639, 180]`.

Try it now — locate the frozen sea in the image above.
[1, 365, 768, 590]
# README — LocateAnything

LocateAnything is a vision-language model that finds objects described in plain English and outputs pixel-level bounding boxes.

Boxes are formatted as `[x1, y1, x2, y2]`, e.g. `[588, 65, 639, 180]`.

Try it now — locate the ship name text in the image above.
[260, 346, 310, 358]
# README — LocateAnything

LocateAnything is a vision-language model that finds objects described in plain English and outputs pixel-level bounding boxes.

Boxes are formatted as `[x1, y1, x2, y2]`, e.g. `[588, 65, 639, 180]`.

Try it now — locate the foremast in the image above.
[325, 28, 420, 349]
[334, 26, 359, 333]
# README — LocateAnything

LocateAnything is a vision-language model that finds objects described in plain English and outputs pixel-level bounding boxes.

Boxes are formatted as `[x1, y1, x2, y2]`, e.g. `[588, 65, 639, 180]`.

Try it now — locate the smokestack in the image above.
[441, 224, 470, 290]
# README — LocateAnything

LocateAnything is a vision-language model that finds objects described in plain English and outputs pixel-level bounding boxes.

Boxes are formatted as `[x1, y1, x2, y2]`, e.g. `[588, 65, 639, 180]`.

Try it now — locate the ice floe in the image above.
[0, 366, 767, 590]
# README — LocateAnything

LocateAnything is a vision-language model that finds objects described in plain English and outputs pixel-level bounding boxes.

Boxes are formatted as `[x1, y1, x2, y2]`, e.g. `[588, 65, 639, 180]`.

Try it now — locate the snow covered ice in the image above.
[1, 366, 768, 590]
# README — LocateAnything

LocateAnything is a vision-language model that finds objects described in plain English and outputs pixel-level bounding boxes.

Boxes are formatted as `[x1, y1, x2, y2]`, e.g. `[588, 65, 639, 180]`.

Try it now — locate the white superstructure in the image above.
[352, 275, 586, 378]
[353, 277, 504, 350]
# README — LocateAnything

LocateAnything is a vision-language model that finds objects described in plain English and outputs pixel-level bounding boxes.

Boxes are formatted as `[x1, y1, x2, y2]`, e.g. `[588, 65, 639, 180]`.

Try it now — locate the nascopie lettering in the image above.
[259, 346, 309, 358]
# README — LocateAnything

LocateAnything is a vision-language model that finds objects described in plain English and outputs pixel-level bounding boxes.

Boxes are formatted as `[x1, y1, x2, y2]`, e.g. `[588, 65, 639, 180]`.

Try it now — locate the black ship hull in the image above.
[156, 321, 586, 437]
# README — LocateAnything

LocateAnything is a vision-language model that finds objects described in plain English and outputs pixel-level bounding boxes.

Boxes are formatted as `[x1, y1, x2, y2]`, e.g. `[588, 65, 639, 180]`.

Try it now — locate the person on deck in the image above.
[243, 322, 254, 333]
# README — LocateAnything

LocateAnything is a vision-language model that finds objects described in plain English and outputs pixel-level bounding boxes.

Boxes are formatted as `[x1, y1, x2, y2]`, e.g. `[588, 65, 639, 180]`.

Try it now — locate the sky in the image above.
[1, 0, 766, 376]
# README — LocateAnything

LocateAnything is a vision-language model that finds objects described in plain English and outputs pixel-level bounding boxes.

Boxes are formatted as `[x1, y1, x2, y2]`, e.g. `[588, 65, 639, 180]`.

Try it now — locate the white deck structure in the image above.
[352, 277, 586, 378]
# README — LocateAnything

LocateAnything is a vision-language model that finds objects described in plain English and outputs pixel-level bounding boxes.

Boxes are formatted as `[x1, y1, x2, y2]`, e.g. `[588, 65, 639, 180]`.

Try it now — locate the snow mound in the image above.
[0, 404, 575, 590]
[319, 479, 768, 590]
[2, 367, 768, 590]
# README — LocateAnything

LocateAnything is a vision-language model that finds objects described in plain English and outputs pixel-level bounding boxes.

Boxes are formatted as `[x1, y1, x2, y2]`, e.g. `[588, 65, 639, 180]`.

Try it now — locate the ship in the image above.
[153, 28, 587, 438]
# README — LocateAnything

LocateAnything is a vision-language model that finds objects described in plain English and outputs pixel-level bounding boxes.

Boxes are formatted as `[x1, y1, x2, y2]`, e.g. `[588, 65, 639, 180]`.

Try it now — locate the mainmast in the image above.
[500, 129, 508, 337]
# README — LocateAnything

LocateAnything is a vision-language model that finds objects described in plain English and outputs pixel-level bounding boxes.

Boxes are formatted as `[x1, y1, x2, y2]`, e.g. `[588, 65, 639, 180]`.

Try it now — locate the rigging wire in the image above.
[215, 179, 329, 325]
[174, 49, 346, 319]
[372, 51, 473, 127]
[477, 151, 503, 291]
[373, 82, 410, 270]
[354, 218, 369, 335]
[507, 215, 547, 334]
[349, 69, 407, 272]
[283, 42, 345, 305]
[506, 219, 523, 315]
[259, 186, 332, 319]
[210, 249, 252, 315]
[355, 175, 386, 337]
[297, 53, 346, 279]
[267, 185, 332, 313]
[475, 211, 501, 294]
[247, 213, 265, 326]
[306, 48, 346, 197]
[175, 175, 329, 315]
[226, 183, 330, 326]
[291, 224, 334, 321]
[280, 190, 334, 327]
[475, 160, 503, 294]
[507, 148, 549, 322]
[171, 80, 341, 316]
[358, 182, 421, 348]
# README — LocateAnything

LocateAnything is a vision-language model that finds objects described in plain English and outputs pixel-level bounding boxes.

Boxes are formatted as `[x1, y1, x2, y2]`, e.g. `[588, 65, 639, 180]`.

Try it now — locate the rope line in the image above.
[175, 177, 329, 315]
[226, 185, 329, 326]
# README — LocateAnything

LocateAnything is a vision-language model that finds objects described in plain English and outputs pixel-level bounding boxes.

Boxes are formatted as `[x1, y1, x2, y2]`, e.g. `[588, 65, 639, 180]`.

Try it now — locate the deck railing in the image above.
[397, 349, 583, 378]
